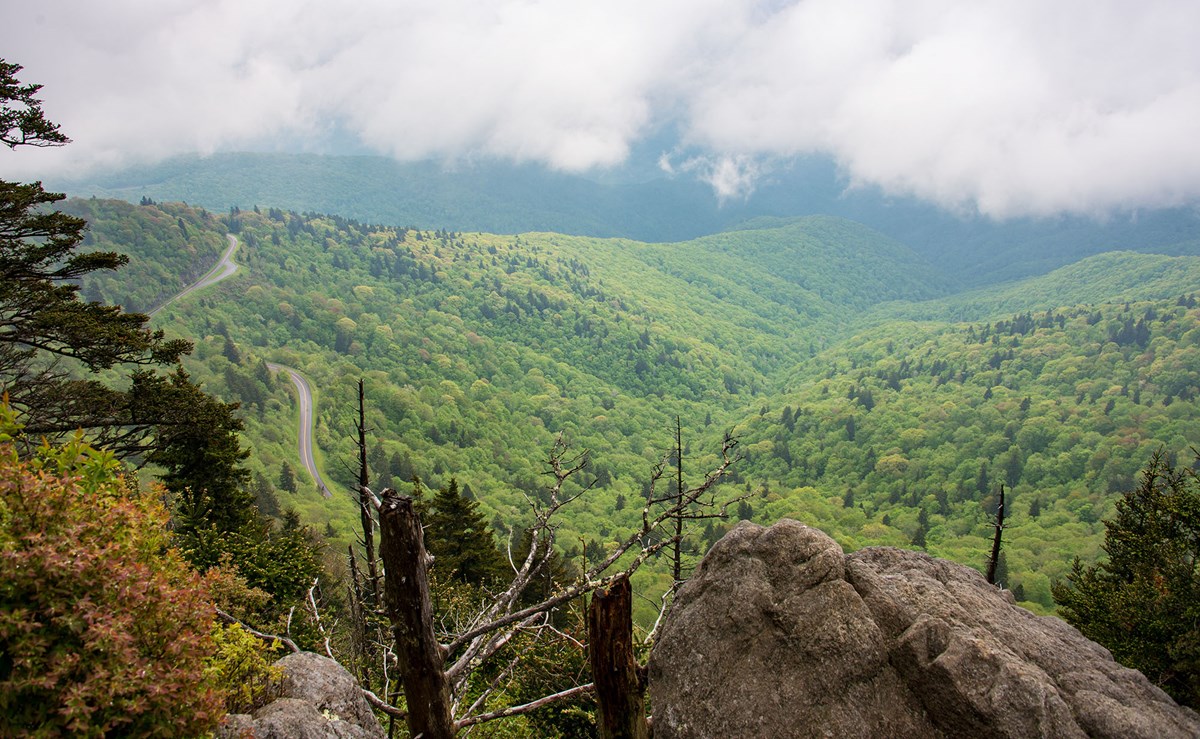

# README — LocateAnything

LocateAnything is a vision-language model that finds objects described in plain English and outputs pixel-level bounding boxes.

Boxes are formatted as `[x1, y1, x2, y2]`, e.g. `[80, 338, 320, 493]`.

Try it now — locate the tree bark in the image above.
[673, 416, 684, 590]
[987, 484, 1006, 585]
[588, 575, 649, 739]
[357, 379, 380, 606]
[379, 492, 455, 739]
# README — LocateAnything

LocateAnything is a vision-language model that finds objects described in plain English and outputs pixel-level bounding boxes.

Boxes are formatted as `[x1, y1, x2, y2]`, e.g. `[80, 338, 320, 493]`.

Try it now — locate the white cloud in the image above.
[4, 0, 1200, 217]
[666, 153, 763, 203]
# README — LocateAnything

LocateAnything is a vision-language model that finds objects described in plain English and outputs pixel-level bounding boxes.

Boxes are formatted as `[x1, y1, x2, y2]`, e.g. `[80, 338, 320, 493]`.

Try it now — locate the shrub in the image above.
[0, 406, 223, 736]
[205, 623, 283, 715]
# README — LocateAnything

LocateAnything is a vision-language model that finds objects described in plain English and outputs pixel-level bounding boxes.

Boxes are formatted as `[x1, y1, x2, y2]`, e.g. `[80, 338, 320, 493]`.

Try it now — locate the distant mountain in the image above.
[873, 251, 1200, 324]
[53, 152, 1200, 287]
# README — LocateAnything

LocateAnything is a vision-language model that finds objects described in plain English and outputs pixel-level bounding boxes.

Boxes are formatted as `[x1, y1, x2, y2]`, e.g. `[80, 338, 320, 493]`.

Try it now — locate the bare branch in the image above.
[360, 484, 383, 511]
[454, 683, 595, 730]
[215, 607, 301, 654]
[444, 434, 739, 658]
[363, 688, 407, 719]
[306, 578, 335, 659]
[639, 587, 674, 646]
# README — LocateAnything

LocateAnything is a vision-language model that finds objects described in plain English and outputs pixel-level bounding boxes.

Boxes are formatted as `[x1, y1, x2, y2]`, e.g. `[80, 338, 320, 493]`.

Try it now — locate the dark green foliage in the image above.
[0, 180, 191, 448]
[911, 524, 927, 548]
[1053, 452, 1200, 707]
[278, 461, 298, 494]
[425, 478, 505, 586]
[178, 509, 325, 626]
[0, 59, 68, 149]
[143, 368, 253, 534]
[251, 471, 281, 518]
[0, 65, 193, 459]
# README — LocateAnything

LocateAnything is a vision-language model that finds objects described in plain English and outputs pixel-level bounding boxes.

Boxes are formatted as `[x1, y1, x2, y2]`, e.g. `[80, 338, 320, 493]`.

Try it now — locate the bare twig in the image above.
[454, 683, 595, 730]
[306, 578, 335, 659]
[215, 607, 300, 654]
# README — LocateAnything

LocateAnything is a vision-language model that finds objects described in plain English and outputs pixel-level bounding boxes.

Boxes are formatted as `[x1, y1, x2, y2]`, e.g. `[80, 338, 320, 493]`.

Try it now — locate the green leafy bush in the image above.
[205, 623, 283, 715]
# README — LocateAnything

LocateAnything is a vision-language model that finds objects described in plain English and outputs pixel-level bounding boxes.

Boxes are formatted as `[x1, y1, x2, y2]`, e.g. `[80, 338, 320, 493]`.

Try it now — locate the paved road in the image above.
[149, 234, 240, 316]
[145, 234, 330, 500]
[267, 363, 332, 499]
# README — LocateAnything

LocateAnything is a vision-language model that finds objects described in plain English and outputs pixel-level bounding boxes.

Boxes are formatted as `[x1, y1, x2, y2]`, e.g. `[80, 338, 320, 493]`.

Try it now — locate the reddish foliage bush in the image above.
[0, 422, 223, 736]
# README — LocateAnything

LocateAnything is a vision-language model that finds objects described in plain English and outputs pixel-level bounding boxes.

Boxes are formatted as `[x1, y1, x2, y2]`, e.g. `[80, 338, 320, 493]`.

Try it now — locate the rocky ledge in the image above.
[218, 652, 385, 739]
[649, 519, 1200, 738]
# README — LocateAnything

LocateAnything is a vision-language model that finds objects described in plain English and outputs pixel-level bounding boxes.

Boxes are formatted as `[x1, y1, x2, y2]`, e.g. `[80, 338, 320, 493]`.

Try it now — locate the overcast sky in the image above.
[4, 0, 1200, 218]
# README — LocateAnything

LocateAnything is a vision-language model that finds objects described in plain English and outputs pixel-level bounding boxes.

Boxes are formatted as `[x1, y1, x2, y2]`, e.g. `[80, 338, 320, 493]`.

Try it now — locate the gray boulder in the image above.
[649, 519, 1200, 739]
[219, 652, 385, 739]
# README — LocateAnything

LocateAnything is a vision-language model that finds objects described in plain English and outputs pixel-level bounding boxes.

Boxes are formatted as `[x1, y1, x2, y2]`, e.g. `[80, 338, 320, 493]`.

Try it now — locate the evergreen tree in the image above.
[278, 461, 298, 494]
[1053, 452, 1200, 707]
[143, 369, 253, 534]
[911, 524, 927, 549]
[252, 471, 281, 518]
[0, 59, 68, 148]
[975, 462, 990, 498]
[222, 335, 242, 364]
[425, 478, 504, 585]
[0, 59, 191, 457]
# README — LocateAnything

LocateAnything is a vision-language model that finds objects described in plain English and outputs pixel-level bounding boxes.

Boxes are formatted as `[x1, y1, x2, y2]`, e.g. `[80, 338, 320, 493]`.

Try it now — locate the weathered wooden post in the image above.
[587, 575, 649, 739]
[379, 491, 455, 738]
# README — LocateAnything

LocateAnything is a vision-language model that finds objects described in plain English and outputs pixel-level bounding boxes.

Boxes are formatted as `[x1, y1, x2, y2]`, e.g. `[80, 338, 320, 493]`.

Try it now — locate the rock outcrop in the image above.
[649, 519, 1200, 738]
[219, 652, 385, 739]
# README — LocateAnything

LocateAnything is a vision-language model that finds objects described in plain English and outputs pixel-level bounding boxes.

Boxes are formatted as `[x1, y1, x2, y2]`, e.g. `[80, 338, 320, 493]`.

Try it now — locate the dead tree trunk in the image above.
[987, 484, 1006, 586]
[379, 492, 455, 739]
[356, 379, 381, 606]
[672, 416, 684, 590]
[587, 575, 649, 739]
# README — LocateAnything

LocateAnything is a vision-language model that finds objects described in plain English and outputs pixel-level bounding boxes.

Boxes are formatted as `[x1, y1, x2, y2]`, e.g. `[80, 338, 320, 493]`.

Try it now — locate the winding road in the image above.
[147, 232, 330, 499]
[148, 234, 241, 316]
[267, 363, 331, 498]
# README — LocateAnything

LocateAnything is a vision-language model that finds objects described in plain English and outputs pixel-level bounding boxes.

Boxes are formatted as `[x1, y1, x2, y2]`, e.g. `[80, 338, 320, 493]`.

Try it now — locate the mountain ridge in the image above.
[52, 152, 1200, 288]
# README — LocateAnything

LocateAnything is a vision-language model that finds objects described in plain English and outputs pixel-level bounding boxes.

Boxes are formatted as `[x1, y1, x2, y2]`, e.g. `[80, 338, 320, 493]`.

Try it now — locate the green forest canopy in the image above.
[74, 198, 1200, 618]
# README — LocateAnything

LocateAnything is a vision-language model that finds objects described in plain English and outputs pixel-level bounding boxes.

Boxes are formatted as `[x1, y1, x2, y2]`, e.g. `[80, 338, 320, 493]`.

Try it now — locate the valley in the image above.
[70, 196, 1200, 619]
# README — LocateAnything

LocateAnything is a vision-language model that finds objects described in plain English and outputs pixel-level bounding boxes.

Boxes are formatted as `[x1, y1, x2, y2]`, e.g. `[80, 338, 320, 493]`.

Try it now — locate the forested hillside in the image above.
[63, 198, 226, 313]
[54, 152, 1200, 286]
[76, 198, 1200, 616]
[735, 299, 1200, 609]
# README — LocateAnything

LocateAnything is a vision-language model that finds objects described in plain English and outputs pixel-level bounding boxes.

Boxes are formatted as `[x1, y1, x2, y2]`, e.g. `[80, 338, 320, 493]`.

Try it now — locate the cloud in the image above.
[4, 0, 1200, 217]
[665, 153, 762, 203]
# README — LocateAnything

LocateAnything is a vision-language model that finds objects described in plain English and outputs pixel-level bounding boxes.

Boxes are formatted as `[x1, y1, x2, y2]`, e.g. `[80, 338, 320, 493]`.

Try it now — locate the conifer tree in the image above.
[425, 477, 504, 585]
[1053, 451, 1200, 707]
[0, 59, 194, 457]
[141, 368, 253, 534]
